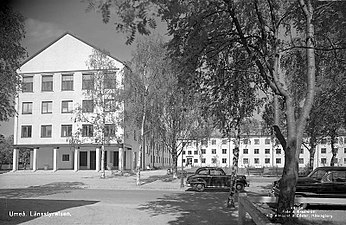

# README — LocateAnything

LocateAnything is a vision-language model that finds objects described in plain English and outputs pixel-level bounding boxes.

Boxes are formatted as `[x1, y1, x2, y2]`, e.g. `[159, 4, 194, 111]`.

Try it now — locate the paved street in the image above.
[0, 188, 244, 225]
[0, 170, 252, 225]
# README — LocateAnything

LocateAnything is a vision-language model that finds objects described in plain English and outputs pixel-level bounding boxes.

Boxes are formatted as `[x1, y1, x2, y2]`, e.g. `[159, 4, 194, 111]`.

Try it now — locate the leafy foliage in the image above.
[0, 2, 27, 121]
[0, 135, 13, 169]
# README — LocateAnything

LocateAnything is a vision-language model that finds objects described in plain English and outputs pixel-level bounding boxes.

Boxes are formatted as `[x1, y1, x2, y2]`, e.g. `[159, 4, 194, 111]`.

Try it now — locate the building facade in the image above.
[12, 33, 140, 172]
[178, 135, 346, 170]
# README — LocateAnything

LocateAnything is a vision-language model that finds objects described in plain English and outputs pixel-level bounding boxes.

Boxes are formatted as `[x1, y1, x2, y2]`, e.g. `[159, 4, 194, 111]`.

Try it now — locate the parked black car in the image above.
[186, 167, 249, 192]
[271, 166, 346, 208]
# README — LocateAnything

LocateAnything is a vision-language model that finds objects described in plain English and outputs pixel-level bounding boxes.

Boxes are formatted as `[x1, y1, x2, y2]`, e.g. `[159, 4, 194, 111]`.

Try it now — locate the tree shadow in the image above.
[137, 191, 255, 225]
[0, 198, 98, 225]
[0, 182, 86, 199]
[141, 175, 175, 184]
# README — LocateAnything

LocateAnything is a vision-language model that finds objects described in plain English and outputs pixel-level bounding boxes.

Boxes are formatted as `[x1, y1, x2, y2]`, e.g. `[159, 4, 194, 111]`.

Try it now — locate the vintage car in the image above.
[186, 167, 249, 192]
[271, 166, 346, 208]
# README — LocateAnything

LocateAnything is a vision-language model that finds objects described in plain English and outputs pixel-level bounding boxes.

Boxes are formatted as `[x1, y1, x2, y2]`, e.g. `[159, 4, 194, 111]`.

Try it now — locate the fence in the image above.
[238, 193, 346, 225]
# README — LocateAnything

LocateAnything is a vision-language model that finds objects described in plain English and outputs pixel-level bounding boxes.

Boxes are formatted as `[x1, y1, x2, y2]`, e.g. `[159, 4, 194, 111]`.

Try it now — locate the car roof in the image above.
[315, 167, 346, 171]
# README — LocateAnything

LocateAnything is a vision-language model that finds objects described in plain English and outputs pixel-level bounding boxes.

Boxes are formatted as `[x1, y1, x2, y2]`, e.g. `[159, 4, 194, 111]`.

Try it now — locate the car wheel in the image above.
[195, 183, 205, 192]
[236, 183, 244, 191]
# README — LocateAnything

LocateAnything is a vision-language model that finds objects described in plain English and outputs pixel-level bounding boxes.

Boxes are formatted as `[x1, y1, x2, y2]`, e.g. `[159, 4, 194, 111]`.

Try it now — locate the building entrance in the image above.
[90, 151, 96, 170]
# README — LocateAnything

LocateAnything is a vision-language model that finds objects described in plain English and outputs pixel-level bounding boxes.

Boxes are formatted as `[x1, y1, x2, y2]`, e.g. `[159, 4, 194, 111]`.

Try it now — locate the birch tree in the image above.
[73, 49, 124, 178]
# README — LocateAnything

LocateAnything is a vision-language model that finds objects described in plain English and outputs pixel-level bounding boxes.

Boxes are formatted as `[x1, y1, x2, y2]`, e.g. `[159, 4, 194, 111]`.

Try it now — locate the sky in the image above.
[0, 0, 168, 137]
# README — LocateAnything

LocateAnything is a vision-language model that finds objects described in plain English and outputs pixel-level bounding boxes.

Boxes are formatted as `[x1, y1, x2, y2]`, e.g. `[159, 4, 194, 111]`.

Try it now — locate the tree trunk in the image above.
[172, 153, 178, 179]
[330, 134, 337, 166]
[100, 145, 105, 178]
[309, 145, 316, 171]
[277, 139, 299, 215]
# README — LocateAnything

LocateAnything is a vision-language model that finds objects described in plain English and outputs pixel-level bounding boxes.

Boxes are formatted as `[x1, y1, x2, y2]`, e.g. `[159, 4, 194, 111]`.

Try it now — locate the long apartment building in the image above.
[178, 135, 346, 169]
[12, 33, 140, 172]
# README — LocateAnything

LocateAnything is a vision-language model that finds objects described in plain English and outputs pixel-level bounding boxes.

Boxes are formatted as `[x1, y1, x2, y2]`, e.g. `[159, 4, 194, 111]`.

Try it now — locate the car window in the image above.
[197, 169, 209, 175]
[210, 169, 223, 176]
[309, 169, 327, 180]
[331, 171, 346, 183]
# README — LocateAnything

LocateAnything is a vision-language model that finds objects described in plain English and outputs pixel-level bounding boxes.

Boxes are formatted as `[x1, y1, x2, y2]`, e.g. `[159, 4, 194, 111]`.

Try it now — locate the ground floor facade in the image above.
[12, 144, 137, 172]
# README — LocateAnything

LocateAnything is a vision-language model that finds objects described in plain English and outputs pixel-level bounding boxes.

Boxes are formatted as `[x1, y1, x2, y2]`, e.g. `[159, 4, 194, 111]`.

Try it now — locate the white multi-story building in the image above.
[12, 33, 140, 172]
[178, 135, 346, 170]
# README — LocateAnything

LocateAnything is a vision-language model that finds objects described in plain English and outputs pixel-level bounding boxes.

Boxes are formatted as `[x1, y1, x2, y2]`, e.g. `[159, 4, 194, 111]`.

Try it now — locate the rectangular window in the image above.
[104, 72, 117, 89]
[211, 140, 216, 145]
[300, 149, 304, 154]
[105, 124, 116, 137]
[82, 73, 94, 90]
[22, 102, 33, 114]
[254, 149, 259, 154]
[188, 151, 192, 155]
[61, 100, 73, 113]
[222, 158, 227, 163]
[265, 158, 270, 164]
[105, 99, 116, 112]
[42, 75, 53, 91]
[202, 158, 206, 163]
[321, 158, 327, 164]
[276, 158, 281, 164]
[82, 124, 93, 137]
[183, 159, 186, 163]
[344, 148, 346, 154]
[182, 151, 185, 155]
[243, 149, 248, 154]
[201, 149, 206, 154]
[62, 154, 70, 161]
[222, 139, 227, 145]
[321, 148, 327, 154]
[222, 149, 227, 154]
[299, 158, 304, 164]
[243, 158, 249, 164]
[41, 125, 52, 138]
[265, 139, 271, 145]
[82, 100, 93, 113]
[265, 149, 270, 154]
[194, 159, 198, 163]
[212, 149, 216, 154]
[254, 139, 260, 145]
[61, 125, 72, 137]
[42, 101, 53, 114]
[21, 125, 32, 138]
[201, 140, 208, 146]
[194, 151, 198, 155]
[22, 76, 33, 92]
[62, 74, 73, 91]
[344, 158, 346, 164]
[276, 149, 281, 154]
[243, 139, 249, 145]
[254, 158, 259, 164]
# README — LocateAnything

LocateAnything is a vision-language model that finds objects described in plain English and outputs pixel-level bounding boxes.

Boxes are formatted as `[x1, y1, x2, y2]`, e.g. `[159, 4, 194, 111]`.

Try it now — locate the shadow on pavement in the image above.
[137, 191, 255, 225]
[0, 198, 98, 225]
[141, 175, 174, 184]
[0, 182, 85, 199]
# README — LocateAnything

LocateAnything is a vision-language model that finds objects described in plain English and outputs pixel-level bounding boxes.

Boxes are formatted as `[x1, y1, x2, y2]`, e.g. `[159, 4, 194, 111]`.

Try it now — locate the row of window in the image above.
[21, 124, 116, 138]
[22, 99, 117, 114]
[22, 73, 117, 92]
[198, 138, 272, 146]
[183, 158, 229, 164]
[183, 148, 288, 155]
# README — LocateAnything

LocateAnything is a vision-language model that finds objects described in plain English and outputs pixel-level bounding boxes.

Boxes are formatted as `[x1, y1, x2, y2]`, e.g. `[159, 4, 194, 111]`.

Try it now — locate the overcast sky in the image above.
[0, 0, 168, 136]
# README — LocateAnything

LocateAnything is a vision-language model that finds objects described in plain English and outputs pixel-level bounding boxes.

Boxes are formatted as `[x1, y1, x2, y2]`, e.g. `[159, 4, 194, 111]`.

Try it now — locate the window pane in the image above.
[82, 125, 93, 137]
[42, 75, 53, 91]
[22, 76, 33, 92]
[62, 74, 73, 90]
[82, 73, 94, 90]
[42, 101, 52, 114]
[21, 125, 32, 138]
[62, 100, 73, 113]
[61, 125, 72, 137]
[22, 102, 32, 114]
[41, 125, 52, 137]
[82, 100, 93, 113]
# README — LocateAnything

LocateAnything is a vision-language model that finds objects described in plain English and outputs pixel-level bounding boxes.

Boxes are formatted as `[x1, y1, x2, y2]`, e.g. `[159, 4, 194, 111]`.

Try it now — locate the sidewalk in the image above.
[0, 169, 185, 191]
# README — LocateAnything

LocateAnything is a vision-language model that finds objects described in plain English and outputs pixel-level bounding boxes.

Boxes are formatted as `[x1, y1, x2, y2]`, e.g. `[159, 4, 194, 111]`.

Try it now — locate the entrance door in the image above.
[90, 151, 96, 170]
[80, 151, 87, 167]
[104, 151, 107, 169]
[113, 151, 119, 170]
